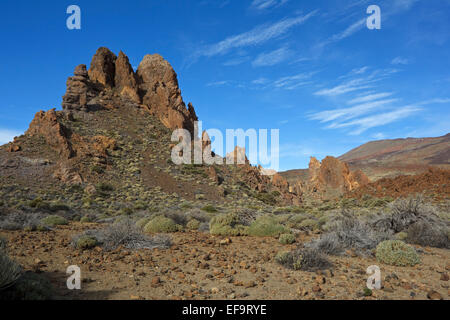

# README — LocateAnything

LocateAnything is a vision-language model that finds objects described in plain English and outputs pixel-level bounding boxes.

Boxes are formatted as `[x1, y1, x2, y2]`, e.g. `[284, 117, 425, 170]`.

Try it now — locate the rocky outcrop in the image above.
[308, 156, 370, 197]
[88, 47, 117, 87]
[62, 64, 97, 111]
[226, 146, 249, 165]
[115, 51, 140, 103]
[136, 54, 198, 133]
[26, 109, 74, 159]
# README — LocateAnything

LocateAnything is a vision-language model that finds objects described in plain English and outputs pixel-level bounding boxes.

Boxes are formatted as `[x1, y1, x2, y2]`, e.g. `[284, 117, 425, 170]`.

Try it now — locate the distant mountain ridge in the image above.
[338, 133, 450, 180]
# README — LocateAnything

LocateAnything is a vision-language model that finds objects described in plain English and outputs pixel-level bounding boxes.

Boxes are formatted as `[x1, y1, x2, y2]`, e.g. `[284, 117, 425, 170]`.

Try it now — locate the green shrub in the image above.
[76, 236, 98, 250]
[49, 201, 70, 212]
[40, 215, 68, 227]
[136, 217, 152, 230]
[187, 219, 201, 231]
[279, 233, 296, 244]
[0, 250, 22, 289]
[209, 212, 248, 236]
[275, 247, 333, 272]
[28, 198, 50, 211]
[80, 216, 92, 223]
[299, 218, 319, 231]
[143, 216, 181, 233]
[247, 216, 288, 237]
[376, 240, 420, 267]
[395, 232, 408, 241]
[201, 205, 218, 213]
[363, 287, 373, 297]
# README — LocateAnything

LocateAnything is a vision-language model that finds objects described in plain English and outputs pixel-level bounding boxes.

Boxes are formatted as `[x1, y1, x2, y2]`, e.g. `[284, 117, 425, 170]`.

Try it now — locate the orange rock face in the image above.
[136, 54, 198, 134]
[308, 156, 370, 197]
[26, 109, 74, 159]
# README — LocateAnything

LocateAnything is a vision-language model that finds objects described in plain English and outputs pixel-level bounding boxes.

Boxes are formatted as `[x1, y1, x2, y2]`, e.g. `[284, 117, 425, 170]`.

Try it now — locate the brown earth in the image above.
[339, 134, 450, 181]
[1, 224, 449, 300]
[347, 168, 450, 200]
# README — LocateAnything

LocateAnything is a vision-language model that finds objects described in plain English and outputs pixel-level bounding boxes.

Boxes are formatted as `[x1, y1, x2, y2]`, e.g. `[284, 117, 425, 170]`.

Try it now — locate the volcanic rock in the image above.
[115, 51, 140, 103]
[88, 47, 117, 87]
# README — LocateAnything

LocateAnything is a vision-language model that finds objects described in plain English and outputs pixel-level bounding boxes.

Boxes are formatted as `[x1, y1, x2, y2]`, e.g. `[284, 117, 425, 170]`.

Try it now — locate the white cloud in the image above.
[252, 77, 270, 85]
[314, 77, 374, 96]
[250, 0, 289, 11]
[330, 106, 422, 135]
[205, 80, 230, 87]
[194, 12, 317, 58]
[0, 129, 21, 145]
[252, 47, 292, 67]
[309, 98, 399, 123]
[273, 72, 315, 90]
[348, 92, 394, 104]
[391, 56, 409, 65]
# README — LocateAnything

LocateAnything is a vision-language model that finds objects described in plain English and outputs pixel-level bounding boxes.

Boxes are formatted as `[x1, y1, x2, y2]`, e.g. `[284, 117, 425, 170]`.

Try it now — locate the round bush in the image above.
[143, 216, 181, 233]
[376, 240, 420, 266]
[76, 236, 98, 250]
[40, 215, 68, 227]
[279, 233, 296, 244]
[209, 212, 248, 236]
[187, 219, 201, 231]
[136, 217, 152, 230]
[248, 216, 288, 237]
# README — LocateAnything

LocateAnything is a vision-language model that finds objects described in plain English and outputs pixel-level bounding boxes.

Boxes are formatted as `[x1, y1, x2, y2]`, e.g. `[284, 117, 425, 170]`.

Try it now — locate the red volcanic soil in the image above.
[347, 168, 450, 200]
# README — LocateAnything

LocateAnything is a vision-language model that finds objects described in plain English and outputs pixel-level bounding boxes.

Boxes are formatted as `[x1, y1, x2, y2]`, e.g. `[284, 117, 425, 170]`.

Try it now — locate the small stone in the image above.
[211, 287, 219, 294]
[440, 273, 449, 281]
[427, 290, 443, 300]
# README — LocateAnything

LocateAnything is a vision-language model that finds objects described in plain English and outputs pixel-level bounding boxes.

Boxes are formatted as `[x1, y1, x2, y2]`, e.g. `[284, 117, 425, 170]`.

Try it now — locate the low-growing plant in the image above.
[0, 271, 54, 300]
[40, 215, 68, 227]
[376, 240, 421, 267]
[279, 233, 296, 244]
[201, 205, 218, 213]
[187, 219, 201, 231]
[247, 216, 288, 237]
[143, 216, 181, 233]
[0, 250, 22, 290]
[75, 235, 98, 250]
[209, 212, 248, 236]
[275, 247, 333, 272]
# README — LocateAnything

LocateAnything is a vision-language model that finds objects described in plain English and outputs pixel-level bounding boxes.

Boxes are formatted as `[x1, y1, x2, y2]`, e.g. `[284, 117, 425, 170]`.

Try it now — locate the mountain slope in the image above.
[338, 134, 450, 180]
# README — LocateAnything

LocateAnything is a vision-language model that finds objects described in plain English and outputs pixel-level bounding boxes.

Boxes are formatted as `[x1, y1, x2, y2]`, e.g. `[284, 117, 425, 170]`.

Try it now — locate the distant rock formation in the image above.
[307, 156, 369, 198]
[62, 47, 198, 134]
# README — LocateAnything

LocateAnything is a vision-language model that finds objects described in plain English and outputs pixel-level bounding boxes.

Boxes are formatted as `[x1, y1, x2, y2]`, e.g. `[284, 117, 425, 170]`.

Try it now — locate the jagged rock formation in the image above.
[307, 156, 369, 198]
[0, 47, 301, 206]
[137, 54, 198, 134]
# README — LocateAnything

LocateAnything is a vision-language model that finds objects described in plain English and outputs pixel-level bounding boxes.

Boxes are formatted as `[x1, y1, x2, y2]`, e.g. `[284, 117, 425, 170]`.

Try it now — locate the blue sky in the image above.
[0, 0, 449, 170]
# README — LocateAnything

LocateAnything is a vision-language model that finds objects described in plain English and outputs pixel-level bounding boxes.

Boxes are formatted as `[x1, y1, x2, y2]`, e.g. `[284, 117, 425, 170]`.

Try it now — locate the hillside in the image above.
[339, 134, 450, 180]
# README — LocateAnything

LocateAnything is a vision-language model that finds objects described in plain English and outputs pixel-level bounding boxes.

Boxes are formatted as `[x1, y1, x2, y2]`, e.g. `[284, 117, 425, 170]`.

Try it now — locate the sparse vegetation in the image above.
[201, 205, 218, 213]
[248, 216, 289, 237]
[0, 247, 22, 290]
[275, 247, 333, 272]
[75, 235, 98, 250]
[40, 215, 68, 227]
[376, 240, 421, 267]
[279, 233, 296, 244]
[209, 212, 248, 236]
[143, 216, 181, 233]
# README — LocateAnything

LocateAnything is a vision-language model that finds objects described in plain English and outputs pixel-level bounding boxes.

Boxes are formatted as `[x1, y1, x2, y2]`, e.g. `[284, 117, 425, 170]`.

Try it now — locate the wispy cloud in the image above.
[391, 56, 409, 65]
[193, 12, 317, 59]
[309, 98, 399, 123]
[348, 92, 394, 104]
[0, 129, 21, 145]
[273, 72, 316, 90]
[205, 80, 230, 87]
[330, 106, 422, 135]
[315, 69, 399, 97]
[252, 47, 292, 67]
[250, 0, 289, 11]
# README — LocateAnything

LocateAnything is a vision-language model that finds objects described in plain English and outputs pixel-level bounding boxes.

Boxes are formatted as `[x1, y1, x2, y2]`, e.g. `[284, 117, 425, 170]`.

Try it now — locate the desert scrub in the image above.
[75, 235, 98, 250]
[28, 198, 50, 211]
[80, 216, 92, 223]
[187, 219, 201, 231]
[376, 240, 420, 267]
[143, 216, 181, 233]
[209, 212, 248, 236]
[136, 217, 152, 230]
[40, 215, 68, 227]
[298, 218, 319, 231]
[0, 272, 54, 300]
[275, 247, 332, 272]
[247, 216, 288, 237]
[279, 233, 296, 244]
[0, 249, 22, 290]
[201, 205, 218, 213]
